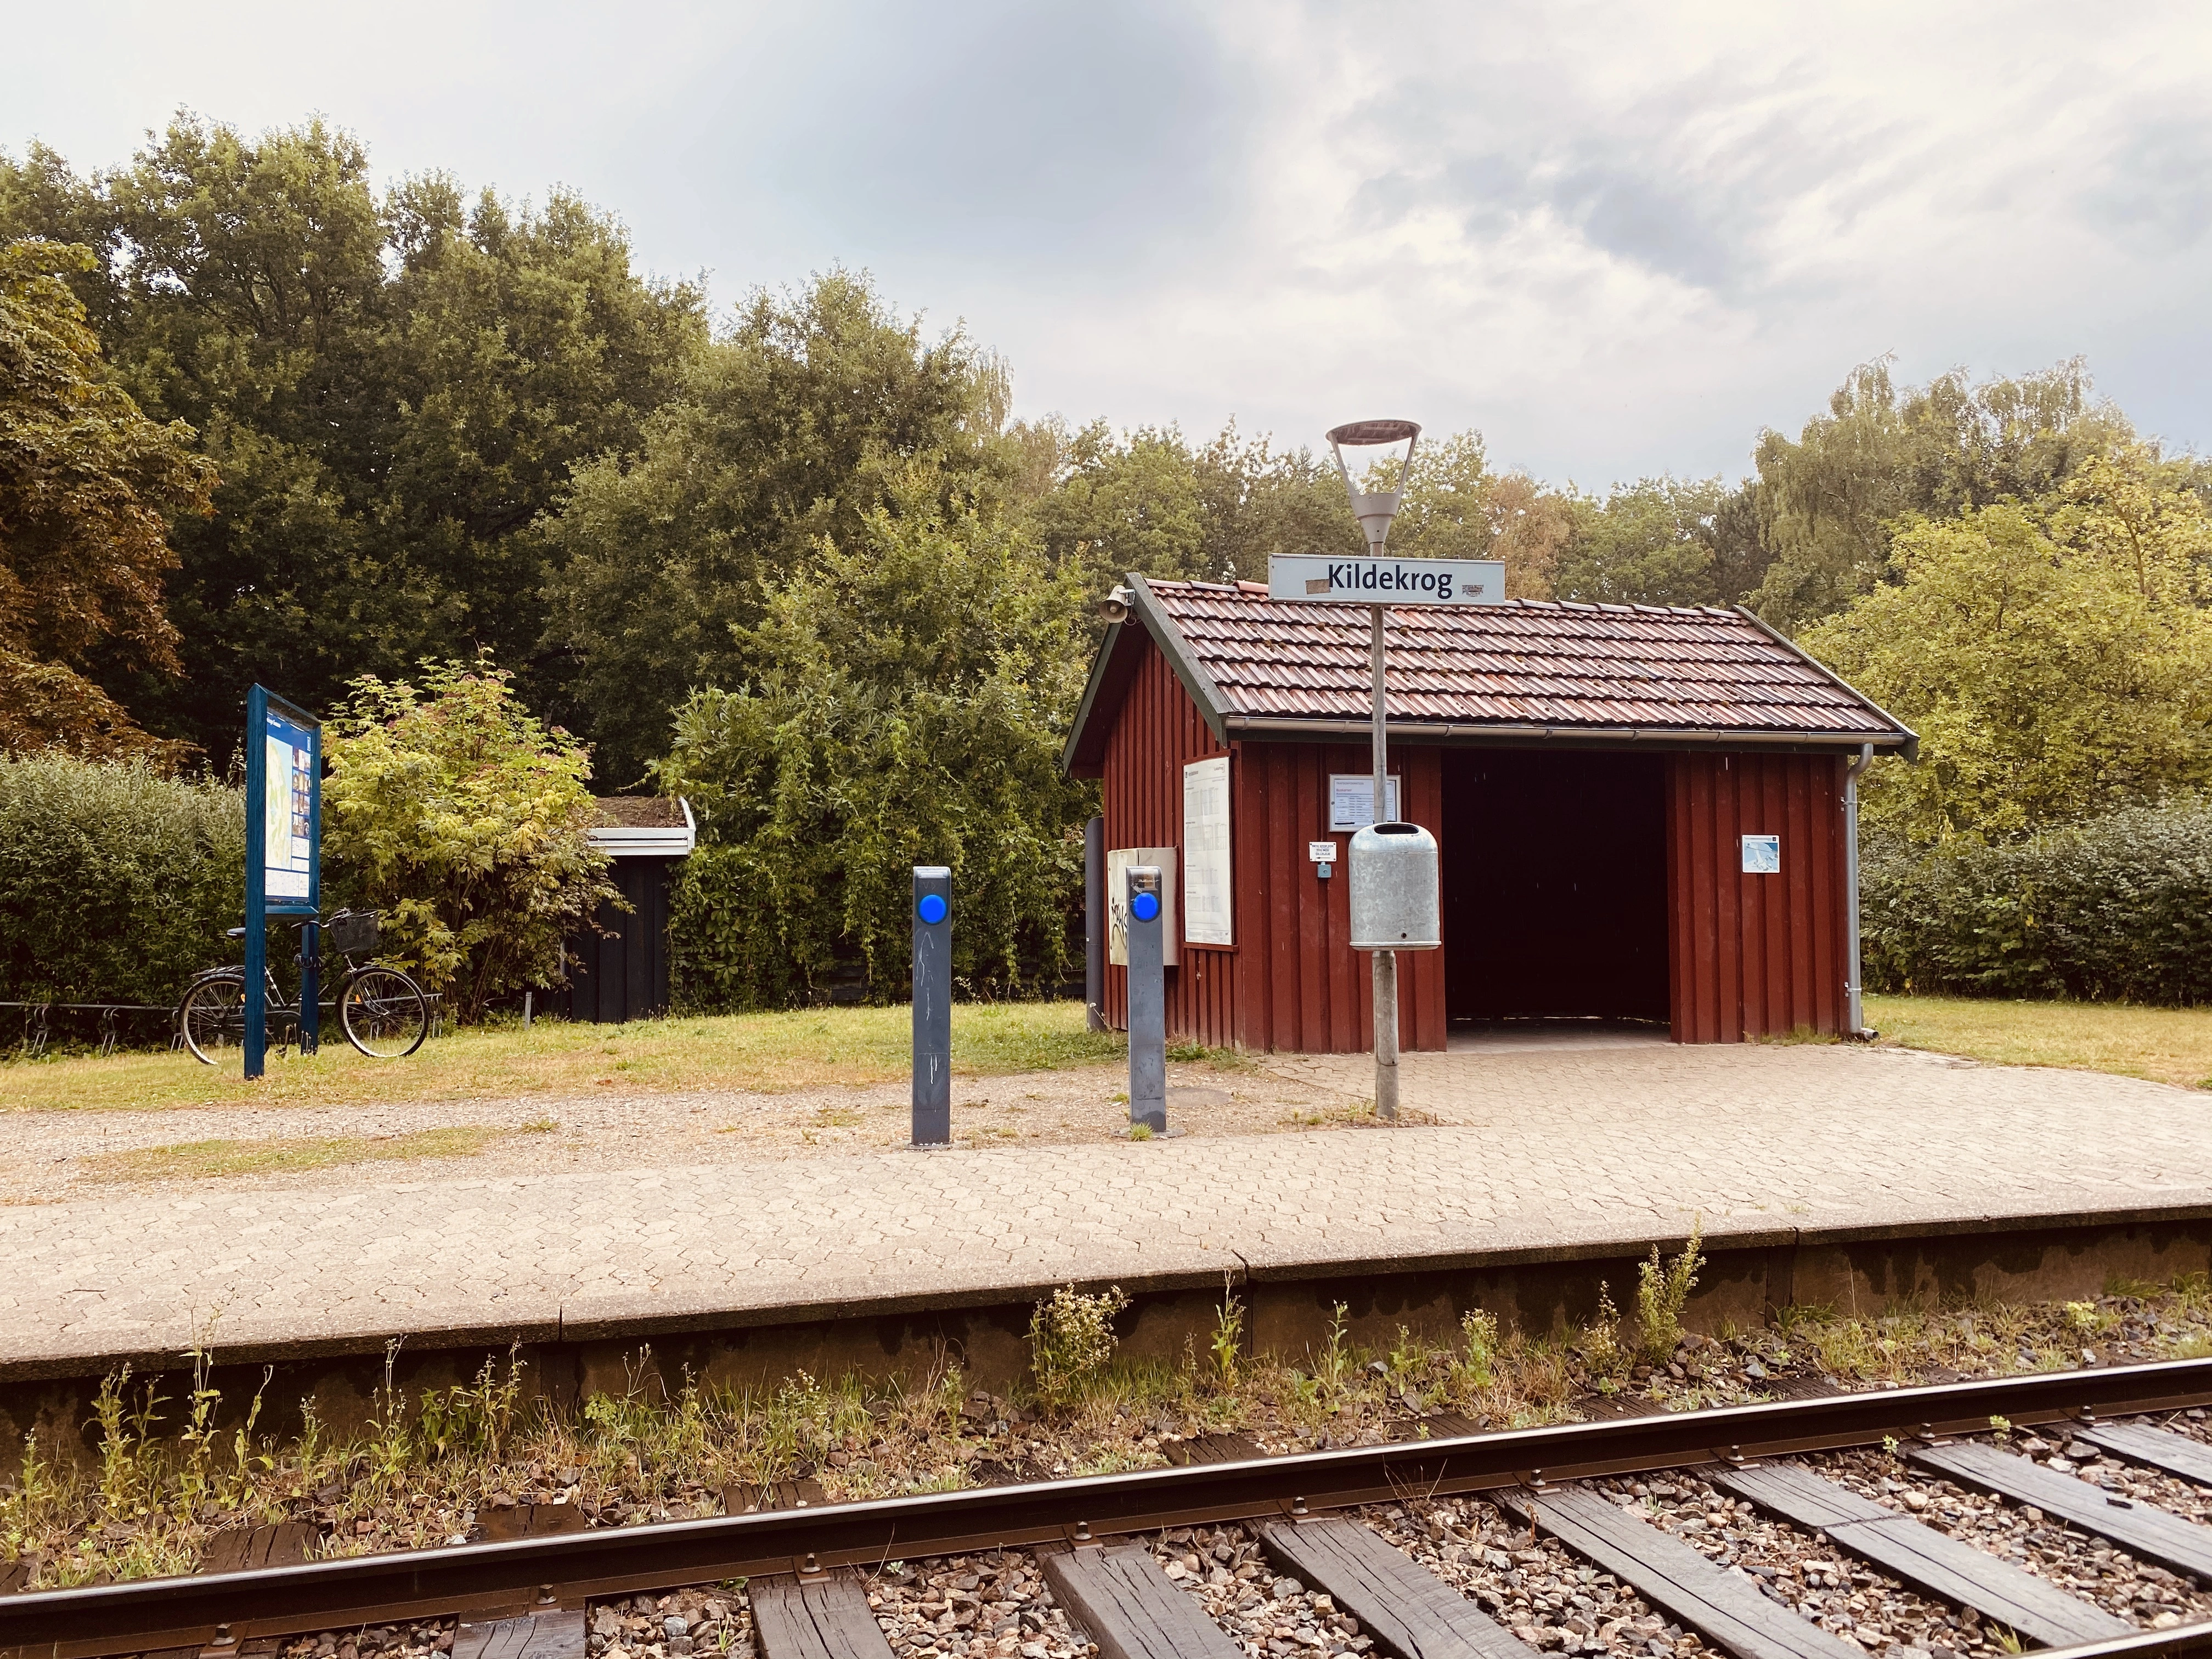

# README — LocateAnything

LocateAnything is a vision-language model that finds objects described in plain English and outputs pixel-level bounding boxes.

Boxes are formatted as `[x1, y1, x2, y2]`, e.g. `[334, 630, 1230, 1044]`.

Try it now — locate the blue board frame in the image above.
[243, 685, 322, 1078]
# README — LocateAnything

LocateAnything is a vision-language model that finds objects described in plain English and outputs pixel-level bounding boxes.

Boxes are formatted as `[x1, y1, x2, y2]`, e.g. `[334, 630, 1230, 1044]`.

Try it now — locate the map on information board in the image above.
[261, 706, 318, 901]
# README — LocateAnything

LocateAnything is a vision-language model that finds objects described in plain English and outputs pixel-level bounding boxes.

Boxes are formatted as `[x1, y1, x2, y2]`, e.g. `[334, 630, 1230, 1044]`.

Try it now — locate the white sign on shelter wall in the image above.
[1182, 756, 1233, 946]
[1741, 834, 1781, 874]
[1327, 774, 1401, 832]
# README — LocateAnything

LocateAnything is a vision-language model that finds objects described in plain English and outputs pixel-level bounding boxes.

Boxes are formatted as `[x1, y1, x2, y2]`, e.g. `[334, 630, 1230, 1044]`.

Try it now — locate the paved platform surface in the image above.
[4, 1043, 2210, 1372]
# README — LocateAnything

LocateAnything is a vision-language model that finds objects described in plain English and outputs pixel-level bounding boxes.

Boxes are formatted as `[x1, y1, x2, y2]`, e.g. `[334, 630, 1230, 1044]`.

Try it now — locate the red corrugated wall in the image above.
[1099, 642, 1446, 1052]
[1665, 751, 1849, 1042]
[1100, 646, 1236, 1046]
[1234, 740, 1445, 1053]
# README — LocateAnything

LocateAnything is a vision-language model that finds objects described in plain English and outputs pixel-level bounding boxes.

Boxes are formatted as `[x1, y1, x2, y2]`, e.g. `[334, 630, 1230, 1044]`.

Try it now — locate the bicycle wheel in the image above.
[340, 967, 429, 1058]
[179, 975, 248, 1065]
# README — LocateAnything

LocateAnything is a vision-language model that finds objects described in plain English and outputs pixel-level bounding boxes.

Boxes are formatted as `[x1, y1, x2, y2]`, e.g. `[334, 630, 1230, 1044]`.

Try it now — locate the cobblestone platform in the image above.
[4, 1043, 2208, 1375]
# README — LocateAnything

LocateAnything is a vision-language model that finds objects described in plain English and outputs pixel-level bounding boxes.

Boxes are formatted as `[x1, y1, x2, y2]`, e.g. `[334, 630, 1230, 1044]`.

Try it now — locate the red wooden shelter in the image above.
[1062, 578, 1916, 1049]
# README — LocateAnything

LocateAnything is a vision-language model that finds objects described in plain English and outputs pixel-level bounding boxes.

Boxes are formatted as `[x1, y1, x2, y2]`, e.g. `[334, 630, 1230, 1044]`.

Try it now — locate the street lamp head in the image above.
[1327, 418, 1422, 552]
[1325, 419, 1421, 448]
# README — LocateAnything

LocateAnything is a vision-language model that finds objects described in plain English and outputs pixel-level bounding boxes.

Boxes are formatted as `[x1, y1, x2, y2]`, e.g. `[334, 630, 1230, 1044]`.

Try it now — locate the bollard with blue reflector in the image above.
[1124, 864, 1167, 1134]
[911, 866, 952, 1146]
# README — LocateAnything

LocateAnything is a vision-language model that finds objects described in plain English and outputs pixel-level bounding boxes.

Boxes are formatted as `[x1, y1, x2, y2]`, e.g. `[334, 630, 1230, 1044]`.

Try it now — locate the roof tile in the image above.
[1143, 579, 1905, 739]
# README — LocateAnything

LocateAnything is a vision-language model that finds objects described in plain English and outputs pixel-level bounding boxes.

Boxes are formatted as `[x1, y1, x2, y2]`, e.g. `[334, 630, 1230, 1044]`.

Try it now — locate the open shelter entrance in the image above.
[1442, 749, 1668, 1028]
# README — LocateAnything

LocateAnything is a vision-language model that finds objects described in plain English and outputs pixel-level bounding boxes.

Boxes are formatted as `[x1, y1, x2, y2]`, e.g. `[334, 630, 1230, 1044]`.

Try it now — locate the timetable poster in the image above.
[263, 714, 317, 900]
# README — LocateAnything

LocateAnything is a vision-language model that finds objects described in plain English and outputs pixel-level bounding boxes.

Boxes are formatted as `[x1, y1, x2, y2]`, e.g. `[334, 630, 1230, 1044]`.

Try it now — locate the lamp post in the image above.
[1326, 419, 1421, 1121]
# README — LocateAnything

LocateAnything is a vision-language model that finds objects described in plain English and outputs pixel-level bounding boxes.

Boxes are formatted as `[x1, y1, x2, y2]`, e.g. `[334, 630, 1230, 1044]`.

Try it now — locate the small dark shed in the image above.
[557, 797, 696, 1024]
[1062, 578, 1916, 1049]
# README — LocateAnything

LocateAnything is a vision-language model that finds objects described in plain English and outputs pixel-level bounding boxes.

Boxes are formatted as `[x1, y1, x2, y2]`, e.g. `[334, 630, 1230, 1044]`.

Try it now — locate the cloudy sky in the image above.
[8, 1, 2208, 485]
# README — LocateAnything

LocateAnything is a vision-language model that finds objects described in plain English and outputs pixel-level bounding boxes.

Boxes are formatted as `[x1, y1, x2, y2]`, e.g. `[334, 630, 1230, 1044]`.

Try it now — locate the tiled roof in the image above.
[1139, 578, 1910, 742]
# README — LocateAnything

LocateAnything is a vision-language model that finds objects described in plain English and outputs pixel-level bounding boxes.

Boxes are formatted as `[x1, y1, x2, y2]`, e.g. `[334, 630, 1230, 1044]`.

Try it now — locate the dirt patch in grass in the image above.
[81, 1124, 517, 1182]
[1867, 992, 2212, 1090]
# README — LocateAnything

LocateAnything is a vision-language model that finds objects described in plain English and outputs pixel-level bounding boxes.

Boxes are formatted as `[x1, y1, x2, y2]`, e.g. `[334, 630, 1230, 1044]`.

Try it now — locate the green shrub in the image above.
[656, 469, 1093, 1012]
[0, 755, 244, 1006]
[668, 843, 812, 1014]
[1028, 1284, 1131, 1409]
[1635, 1222, 1703, 1361]
[1862, 800, 2212, 1003]
[323, 658, 617, 1023]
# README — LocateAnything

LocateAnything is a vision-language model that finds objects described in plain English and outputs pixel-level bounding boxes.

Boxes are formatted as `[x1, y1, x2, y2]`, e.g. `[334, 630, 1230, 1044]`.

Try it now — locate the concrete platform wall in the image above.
[3, 1208, 2204, 1479]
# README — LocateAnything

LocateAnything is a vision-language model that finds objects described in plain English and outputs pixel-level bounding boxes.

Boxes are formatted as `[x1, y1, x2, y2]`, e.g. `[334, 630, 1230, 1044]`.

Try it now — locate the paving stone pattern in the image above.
[4, 1045, 2208, 1369]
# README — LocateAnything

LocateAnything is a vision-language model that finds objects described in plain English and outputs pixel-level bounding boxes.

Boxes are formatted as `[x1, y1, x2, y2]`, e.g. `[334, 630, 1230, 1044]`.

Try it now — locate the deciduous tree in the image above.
[542, 270, 1000, 782]
[655, 467, 1092, 1008]
[1801, 502, 2212, 845]
[2, 116, 706, 757]
[1749, 358, 2134, 631]
[0, 239, 212, 763]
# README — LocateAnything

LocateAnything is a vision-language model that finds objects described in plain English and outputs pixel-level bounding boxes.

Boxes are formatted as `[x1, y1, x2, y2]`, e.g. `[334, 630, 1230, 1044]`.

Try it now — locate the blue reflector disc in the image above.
[1131, 891, 1160, 923]
[917, 893, 948, 925]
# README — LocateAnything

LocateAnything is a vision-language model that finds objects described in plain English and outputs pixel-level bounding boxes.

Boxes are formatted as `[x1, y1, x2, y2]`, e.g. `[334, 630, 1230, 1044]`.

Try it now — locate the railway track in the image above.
[15, 1358, 2212, 1659]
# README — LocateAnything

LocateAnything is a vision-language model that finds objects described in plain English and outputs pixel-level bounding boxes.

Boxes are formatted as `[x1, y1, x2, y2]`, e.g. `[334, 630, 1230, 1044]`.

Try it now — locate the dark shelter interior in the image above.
[1441, 748, 1669, 1026]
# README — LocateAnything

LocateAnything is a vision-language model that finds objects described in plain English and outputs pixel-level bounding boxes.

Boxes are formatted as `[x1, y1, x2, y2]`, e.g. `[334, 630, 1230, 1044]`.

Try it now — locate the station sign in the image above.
[1268, 554, 1506, 605]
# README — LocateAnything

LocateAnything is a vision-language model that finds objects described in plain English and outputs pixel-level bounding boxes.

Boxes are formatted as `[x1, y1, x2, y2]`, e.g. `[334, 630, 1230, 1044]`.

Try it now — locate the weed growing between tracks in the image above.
[7, 1271, 2212, 1592]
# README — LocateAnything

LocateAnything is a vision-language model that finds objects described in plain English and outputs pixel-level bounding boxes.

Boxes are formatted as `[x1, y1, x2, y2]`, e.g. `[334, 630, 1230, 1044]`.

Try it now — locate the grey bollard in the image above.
[912, 866, 952, 1146]
[1125, 864, 1166, 1133]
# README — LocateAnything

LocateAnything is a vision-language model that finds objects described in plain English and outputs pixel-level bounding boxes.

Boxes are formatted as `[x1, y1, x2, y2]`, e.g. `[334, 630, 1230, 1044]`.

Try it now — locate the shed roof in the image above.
[588, 796, 696, 858]
[1063, 576, 1915, 775]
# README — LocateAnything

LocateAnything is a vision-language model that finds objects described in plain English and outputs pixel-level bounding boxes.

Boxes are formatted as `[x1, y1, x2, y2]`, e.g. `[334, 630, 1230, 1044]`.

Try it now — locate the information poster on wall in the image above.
[1106, 847, 1177, 967]
[1741, 833, 1781, 874]
[1181, 756, 1233, 946]
[1327, 773, 1401, 832]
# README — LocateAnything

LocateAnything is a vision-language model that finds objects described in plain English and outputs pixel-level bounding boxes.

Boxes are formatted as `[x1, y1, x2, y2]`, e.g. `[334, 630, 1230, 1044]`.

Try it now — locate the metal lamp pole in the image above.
[1327, 419, 1422, 1121]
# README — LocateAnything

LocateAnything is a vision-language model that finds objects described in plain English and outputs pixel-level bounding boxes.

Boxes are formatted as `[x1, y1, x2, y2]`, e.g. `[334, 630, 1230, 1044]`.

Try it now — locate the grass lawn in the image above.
[0, 1001, 1124, 1114]
[1868, 992, 2212, 1090]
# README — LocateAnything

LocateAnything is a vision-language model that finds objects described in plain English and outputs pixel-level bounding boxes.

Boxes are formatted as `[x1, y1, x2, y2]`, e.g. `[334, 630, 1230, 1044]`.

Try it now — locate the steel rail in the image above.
[10, 1357, 2212, 1659]
[2040, 1626, 2212, 1659]
[1882, 1554, 2212, 1659]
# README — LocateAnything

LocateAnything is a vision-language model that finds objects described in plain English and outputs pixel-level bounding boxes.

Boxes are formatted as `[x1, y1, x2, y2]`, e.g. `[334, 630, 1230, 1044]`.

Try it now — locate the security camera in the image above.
[1098, 585, 1134, 624]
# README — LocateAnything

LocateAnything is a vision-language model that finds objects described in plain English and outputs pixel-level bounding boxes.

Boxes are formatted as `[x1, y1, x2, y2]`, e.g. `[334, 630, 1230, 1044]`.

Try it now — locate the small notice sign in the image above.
[1268, 554, 1505, 605]
[1741, 833, 1781, 874]
[1328, 774, 1400, 831]
[1308, 840, 1337, 864]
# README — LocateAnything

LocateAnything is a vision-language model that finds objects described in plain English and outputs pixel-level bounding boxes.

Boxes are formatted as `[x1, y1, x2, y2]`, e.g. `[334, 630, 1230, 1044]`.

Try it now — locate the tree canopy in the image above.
[1, 116, 704, 759]
[323, 656, 616, 1021]
[0, 238, 212, 763]
[1801, 455, 2212, 846]
[9, 107, 2209, 1006]
[654, 466, 1092, 1007]
[540, 270, 1001, 783]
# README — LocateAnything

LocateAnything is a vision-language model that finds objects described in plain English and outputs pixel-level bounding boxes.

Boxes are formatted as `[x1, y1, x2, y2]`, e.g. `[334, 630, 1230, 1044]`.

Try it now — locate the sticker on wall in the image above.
[1741, 833, 1781, 874]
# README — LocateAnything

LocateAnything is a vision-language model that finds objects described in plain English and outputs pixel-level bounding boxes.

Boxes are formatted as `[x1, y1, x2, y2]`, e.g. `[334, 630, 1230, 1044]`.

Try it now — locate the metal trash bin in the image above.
[1348, 823, 1441, 951]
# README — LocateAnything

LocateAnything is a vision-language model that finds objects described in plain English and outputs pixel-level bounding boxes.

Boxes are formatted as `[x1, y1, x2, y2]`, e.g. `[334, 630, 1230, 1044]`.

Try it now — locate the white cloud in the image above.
[6, 0, 2208, 482]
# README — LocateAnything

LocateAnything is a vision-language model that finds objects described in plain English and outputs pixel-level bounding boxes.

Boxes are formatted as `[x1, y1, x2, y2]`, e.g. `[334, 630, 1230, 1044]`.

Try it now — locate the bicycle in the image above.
[178, 909, 430, 1064]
